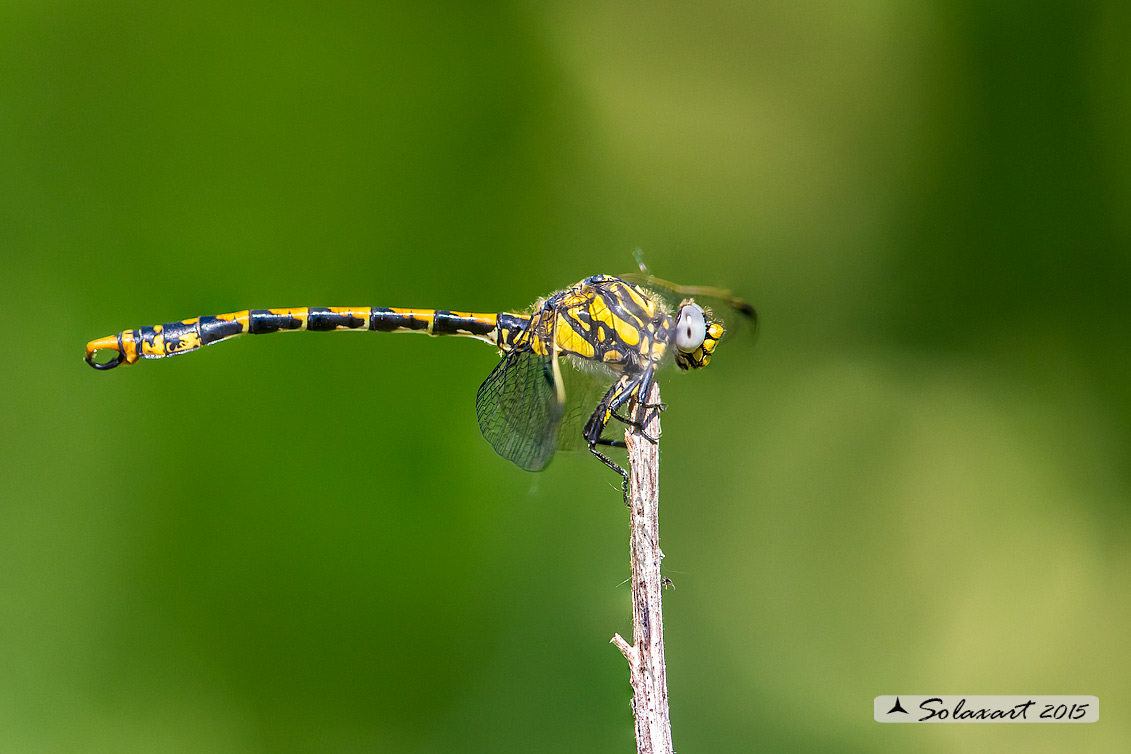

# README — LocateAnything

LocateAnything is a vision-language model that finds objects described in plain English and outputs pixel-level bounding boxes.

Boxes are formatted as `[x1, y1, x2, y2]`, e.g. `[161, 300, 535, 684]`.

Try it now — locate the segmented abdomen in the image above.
[85, 307, 506, 369]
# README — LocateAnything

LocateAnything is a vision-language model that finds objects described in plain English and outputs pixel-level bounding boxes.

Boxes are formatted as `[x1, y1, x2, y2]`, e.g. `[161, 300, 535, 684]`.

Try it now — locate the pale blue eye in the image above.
[675, 304, 706, 351]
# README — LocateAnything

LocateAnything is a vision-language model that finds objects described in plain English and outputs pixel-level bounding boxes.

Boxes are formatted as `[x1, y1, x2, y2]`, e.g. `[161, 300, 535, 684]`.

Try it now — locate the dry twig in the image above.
[611, 381, 673, 754]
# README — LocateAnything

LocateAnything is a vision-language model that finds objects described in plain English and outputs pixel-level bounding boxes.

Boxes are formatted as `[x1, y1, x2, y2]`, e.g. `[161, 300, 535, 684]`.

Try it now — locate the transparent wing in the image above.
[475, 348, 623, 469]
[553, 358, 621, 452]
[620, 272, 758, 339]
[475, 348, 563, 471]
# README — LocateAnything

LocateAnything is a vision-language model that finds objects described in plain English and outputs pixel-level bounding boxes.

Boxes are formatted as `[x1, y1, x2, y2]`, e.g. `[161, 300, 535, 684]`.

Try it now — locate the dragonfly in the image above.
[84, 274, 755, 501]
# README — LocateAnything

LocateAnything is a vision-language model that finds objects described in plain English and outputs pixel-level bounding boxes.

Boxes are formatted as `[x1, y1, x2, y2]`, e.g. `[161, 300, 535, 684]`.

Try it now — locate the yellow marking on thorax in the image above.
[623, 284, 657, 318]
[638, 334, 653, 359]
[589, 295, 611, 323]
[554, 313, 596, 359]
[610, 313, 641, 346]
[590, 297, 640, 348]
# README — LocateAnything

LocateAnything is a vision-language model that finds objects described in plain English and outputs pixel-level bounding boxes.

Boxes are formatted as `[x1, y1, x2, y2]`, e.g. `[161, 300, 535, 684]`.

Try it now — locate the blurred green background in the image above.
[2, 1, 1129, 752]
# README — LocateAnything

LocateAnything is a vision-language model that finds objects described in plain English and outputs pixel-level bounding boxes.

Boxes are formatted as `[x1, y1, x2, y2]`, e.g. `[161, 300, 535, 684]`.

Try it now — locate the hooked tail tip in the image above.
[85, 336, 125, 370]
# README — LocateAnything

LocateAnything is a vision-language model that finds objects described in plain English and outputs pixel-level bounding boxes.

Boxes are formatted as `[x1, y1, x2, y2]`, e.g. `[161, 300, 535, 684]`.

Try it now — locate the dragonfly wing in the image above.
[475, 348, 563, 471]
[552, 358, 620, 452]
[620, 273, 757, 339]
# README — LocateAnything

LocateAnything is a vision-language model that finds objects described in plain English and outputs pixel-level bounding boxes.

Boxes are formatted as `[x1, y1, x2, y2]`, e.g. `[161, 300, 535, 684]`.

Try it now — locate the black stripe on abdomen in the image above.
[308, 307, 366, 331]
[369, 308, 431, 332]
[198, 315, 245, 344]
[249, 309, 304, 334]
[432, 310, 495, 337]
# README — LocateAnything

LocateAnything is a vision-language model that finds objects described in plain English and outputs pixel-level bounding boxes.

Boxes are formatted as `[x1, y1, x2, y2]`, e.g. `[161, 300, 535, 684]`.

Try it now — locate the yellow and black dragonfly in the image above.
[85, 274, 754, 499]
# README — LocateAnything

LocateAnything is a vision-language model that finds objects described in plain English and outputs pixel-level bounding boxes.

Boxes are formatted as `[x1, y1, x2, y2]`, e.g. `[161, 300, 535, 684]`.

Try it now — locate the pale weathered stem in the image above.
[610, 381, 673, 754]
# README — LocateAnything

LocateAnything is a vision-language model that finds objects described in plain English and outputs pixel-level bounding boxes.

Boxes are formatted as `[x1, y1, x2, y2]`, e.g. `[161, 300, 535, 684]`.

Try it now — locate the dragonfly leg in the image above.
[638, 404, 666, 437]
[589, 444, 631, 507]
[636, 400, 668, 412]
[584, 370, 659, 505]
[584, 375, 639, 448]
[635, 399, 666, 441]
[606, 370, 662, 443]
[608, 407, 661, 444]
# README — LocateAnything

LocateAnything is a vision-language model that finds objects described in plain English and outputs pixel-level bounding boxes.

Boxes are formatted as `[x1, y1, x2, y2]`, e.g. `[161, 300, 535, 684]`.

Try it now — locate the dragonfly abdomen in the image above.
[84, 306, 504, 369]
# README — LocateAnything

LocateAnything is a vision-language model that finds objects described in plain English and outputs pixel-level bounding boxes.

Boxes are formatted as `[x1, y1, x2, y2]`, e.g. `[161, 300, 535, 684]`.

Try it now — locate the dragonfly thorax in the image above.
[520, 275, 675, 375]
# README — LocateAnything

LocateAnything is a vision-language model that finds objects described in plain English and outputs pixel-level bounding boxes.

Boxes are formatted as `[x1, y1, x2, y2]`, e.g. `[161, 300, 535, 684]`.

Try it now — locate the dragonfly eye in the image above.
[674, 303, 706, 352]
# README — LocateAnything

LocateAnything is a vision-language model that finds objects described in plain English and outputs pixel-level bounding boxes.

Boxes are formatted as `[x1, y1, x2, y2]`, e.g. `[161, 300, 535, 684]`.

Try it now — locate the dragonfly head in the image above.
[672, 301, 724, 370]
